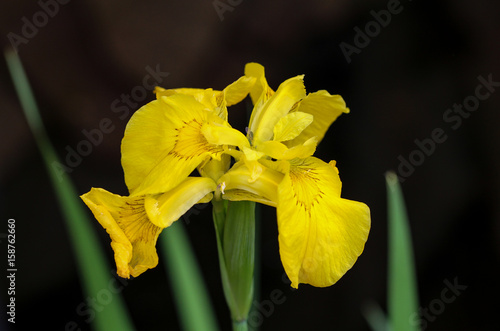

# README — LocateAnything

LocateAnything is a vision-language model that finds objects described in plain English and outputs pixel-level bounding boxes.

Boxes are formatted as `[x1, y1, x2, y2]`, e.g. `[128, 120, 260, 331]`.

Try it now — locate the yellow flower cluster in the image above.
[81, 63, 370, 288]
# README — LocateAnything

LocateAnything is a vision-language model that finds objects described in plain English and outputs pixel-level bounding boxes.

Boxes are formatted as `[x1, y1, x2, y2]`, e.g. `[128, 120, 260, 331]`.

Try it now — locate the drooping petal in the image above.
[144, 177, 217, 227]
[80, 188, 164, 278]
[287, 90, 349, 147]
[276, 157, 370, 288]
[249, 75, 306, 144]
[122, 94, 227, 196]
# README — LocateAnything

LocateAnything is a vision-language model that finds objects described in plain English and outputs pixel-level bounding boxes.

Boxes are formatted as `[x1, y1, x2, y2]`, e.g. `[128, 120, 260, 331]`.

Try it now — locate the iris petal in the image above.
[250, 75, 306, 144]
[145, 177, 217, 228]
[244, 62, 273, 106]
[81, 188, 163, 278]
[81, 177, 216, 278]
[273, 111, 314, 142]
[219, 161, 283, 206]
[287, 90, 349, 147]
[223, 75, 256, 107]
[155, 86, 228, 120]
[122, 94, 226, 196]
[276, 157, 370, 288]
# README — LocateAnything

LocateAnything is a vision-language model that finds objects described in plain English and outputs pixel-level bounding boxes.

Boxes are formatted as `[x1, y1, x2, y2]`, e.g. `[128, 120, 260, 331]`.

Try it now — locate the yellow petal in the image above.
[223, 75, 256, 107]
[80, 188, 164, 278]
[257, 137, 317, 160]
[244, 63, 275, 141]
[241, 146, 265, 162]
[244, 63, 273, 105]
[273, 111, 313, 142]
[122, 94, 226, 196]
[276, 157, 370, 288]
[201, 123, 250, 149]
[198, 154, 231, 182]
[221, 190, 276, 208]
[287, 90, 349, 147]
[250, 75, 306, 144]
[144, 177, 216, 227]
[155, 86, 228, 120]
[218, 161, 283, 205]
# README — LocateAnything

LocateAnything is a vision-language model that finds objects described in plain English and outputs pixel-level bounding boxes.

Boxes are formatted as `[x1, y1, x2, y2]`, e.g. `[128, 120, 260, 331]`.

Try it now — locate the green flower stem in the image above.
[212, 199, 255, 331]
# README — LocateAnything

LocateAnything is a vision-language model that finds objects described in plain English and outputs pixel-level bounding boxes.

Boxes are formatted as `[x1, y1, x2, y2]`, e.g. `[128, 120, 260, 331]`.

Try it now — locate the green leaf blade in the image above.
[160, 221, 219, 331]
[5, 48, 135, 331]
[385, 171, 420, 331]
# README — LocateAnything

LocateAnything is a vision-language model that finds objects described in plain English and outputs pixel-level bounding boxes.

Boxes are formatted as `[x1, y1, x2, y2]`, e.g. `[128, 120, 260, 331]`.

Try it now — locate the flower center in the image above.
[171, 119, 223, 159]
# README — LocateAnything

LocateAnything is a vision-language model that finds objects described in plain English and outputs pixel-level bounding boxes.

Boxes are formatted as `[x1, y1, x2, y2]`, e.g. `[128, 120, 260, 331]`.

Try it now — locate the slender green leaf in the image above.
[5, 48, 134, 331]
[385, 171, 420, 331]
[160, 221, 219, 331]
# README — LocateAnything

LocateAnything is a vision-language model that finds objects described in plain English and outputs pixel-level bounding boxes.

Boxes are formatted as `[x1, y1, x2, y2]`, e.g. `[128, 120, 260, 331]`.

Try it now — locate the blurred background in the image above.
[1, 0, 499, 330]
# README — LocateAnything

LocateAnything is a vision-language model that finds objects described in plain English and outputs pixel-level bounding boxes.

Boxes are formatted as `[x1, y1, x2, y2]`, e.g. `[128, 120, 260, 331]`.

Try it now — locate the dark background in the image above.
[1, 0, 499, 330]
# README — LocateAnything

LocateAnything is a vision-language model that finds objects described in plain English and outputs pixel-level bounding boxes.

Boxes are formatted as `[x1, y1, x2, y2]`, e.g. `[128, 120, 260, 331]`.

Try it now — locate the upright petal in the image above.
[244, 62, 273, 105]
[287, 90, 349, 147]
[250, 76, 306, 144]
[273, 111, 314, 142]
[81, 188, 164, 278]
[276, 157, 370, 288]
[223, 75, 256, 107]
[122, 94, 226, 195]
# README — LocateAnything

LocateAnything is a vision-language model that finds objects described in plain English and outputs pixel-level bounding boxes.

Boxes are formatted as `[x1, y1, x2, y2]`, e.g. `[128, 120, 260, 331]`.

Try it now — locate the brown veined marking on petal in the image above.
[266, 88, 274, 100]
[118, 200, 163, 241]
[288, 165, 324, 218]
[287, 162, 325, 282]
[288, 100, 301, 113]
[215, 92, 224, 107]
[170, 119, 224, 160]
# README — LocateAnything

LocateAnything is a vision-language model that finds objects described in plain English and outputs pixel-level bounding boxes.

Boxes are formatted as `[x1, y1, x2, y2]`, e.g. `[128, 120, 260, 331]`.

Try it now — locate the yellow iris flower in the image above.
[81, 63, 370, 288]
